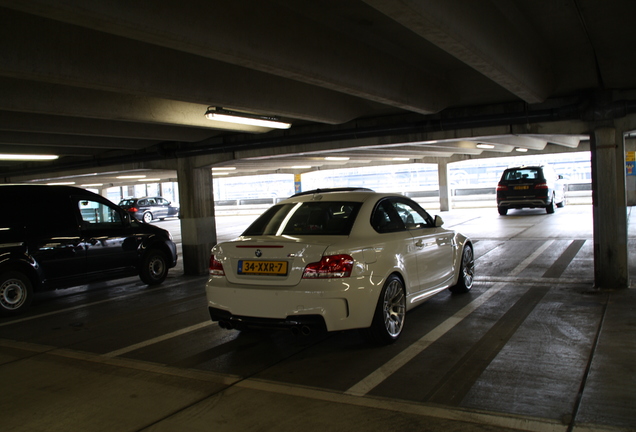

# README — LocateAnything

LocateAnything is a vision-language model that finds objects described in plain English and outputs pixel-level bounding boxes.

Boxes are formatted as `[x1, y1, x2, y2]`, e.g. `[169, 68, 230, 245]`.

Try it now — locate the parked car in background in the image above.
[496, 165, 566, 215]
[206, 188, 474, 344]
[118, 197, 179, 223]
[0, 185, 178, 316]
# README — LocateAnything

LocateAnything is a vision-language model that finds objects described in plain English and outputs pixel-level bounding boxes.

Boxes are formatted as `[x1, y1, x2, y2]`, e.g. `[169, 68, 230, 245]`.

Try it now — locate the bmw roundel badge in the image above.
[255, 249, 262, 257]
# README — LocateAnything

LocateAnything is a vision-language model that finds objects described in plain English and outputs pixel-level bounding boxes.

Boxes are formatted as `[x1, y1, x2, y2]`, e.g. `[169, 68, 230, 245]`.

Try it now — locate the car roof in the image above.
[0, 184, 99, 197]
[281, 188, 402, 204]
[505, 165, 545, 170]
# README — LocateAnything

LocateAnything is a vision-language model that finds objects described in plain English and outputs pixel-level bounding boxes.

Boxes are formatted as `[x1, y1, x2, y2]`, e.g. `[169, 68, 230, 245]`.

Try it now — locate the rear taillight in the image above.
[496, 184, 508, 191]
[209, 255, 225, 276]
[130, 207, 139, 212]
[303, 254, 353, 278]
[535, 182, 548, 189]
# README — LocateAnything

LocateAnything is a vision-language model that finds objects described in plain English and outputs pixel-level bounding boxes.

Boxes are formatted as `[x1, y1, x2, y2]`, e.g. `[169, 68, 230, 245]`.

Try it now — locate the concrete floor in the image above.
[1, 204, 635, 432]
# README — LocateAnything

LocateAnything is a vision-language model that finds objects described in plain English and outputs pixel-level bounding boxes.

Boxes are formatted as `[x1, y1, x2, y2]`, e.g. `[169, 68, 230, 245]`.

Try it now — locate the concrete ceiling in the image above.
[1, 0, 635, 188]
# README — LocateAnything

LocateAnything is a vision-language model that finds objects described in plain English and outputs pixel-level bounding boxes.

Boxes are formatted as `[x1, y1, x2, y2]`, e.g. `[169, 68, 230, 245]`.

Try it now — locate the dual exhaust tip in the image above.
[217, 320, 312, 336]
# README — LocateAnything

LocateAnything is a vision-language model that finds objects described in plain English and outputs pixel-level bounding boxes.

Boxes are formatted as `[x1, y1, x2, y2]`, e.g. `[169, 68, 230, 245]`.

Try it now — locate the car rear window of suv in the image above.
[503, 168, 542, 181]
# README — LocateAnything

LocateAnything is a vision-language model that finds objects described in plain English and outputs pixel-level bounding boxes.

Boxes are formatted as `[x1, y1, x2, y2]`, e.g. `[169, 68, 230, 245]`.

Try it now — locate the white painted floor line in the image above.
[509, 239, 555, 277]
[345, 282, 507, 396]
[344, 240, 554, 396]
[103, 321, 214, 358]
[243, 378, 567, 432]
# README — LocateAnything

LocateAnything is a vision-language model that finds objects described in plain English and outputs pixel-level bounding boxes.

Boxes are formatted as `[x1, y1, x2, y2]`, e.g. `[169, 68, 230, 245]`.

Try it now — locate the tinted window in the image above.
[243, 202, 361, 236]
[503, 168, 542, 181]
[77, 199, 123, 227]
[372, 198, 434, 233]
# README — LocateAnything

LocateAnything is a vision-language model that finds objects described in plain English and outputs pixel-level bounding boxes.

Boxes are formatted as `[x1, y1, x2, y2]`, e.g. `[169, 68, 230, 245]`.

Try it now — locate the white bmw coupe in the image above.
[206, 188, 474, 344]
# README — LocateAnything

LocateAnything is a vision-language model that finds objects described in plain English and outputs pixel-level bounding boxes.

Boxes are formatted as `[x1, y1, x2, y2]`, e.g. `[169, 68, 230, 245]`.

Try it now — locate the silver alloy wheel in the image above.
[383, 278, 406, 337]
[462, 245, 475, 289]
[1, 277, 27, 311]
[143, 212, 153, 223]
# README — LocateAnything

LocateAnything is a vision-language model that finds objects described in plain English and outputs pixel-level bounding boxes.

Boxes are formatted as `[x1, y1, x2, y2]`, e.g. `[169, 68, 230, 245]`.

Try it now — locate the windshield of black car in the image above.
[242, 201, 361, 236]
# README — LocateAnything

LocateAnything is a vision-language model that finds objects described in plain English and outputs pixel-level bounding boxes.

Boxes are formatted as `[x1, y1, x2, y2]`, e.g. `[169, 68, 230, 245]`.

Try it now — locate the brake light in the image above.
[303, 254, 353, 278]
[130, 207, 139, 212]
[535, 182, 548, 189]
[209, 255, 225, 276]
[496, 184, 508, 191]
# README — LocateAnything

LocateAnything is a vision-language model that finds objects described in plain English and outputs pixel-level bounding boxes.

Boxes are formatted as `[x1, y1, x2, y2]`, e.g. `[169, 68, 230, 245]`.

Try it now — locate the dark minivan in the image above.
[0, 185, 178, 315]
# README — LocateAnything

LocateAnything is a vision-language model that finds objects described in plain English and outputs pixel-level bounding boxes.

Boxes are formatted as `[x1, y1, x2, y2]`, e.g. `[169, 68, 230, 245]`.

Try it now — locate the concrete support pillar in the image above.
[590, 126, 629, 289]
[177, 158, 217, 276]
[438, 160, 451, 211]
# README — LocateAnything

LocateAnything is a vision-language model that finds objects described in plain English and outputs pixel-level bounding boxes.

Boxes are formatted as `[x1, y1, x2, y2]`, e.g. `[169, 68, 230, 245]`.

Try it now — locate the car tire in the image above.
[364, 274, 406, 345]
[0, 271, 34, 316]
[497, 206, 508, 215]
[139, 249, 168, 285]
[556, 188, 566, 208]
[142, 212, 153, 223]
[546, 194, 556, 214]
[449, 244, 474, 294]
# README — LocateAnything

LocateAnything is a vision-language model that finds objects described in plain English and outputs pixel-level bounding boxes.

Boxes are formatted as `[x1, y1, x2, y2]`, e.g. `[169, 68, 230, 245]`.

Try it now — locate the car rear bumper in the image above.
[497, 198, 549, 209]
[205, 277, 378, 332]
[208, 307, 327, 335]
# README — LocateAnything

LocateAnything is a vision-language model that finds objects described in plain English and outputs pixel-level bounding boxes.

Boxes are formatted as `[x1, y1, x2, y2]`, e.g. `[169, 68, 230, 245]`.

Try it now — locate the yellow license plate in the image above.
[238, 260, 288, 275]
[514, 185, 530, 190]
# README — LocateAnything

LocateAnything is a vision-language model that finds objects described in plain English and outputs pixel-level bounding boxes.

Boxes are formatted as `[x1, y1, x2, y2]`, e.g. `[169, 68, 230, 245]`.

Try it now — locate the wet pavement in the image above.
[1, 204, 635, 432]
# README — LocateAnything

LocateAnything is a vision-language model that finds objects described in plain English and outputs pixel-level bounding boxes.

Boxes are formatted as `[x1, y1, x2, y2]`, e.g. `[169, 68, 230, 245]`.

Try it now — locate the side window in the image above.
[371, 200, 405, 233]
[392, 201, 428, 228]
[77, 199, 123, 227]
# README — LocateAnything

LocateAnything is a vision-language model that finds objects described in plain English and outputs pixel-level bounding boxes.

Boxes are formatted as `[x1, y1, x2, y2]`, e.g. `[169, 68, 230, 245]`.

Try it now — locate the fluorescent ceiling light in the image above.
[516, 148, 528, 152]
[291, 165, 312, 169]
[205, 107, 291, 129]
[0, 154, 58, 161]
[47, 182, 75, 185]
[476, 144, 495, 149]
[392, 157, 410, 161]
[117, 175, 146, 179]
[212, 167, 236, 171]
[324, 156, 350, 161]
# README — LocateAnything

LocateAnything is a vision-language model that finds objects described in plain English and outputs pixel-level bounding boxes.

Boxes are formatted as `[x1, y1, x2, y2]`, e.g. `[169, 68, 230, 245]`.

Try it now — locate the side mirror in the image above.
[434, 215, 444, 227]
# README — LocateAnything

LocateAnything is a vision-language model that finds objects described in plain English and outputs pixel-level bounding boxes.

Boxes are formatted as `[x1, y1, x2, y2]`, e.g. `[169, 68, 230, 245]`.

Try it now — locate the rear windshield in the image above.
[243, 201, 361, 236]
[502, 168, 543, 181]
[119, 199, 136, 206]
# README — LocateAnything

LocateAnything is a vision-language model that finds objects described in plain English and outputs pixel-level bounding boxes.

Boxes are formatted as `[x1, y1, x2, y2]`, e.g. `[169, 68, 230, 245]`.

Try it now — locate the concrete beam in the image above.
[364, 0, 553, 103]
[0, 110, 219, 142]
[0, 0, 453, 115]
[0, 6, 389, 124]
[0, 78, 267, 133]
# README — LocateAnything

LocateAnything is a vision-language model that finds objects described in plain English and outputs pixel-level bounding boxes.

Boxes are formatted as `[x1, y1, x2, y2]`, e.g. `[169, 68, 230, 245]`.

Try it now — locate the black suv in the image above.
[496, 165, 566, 215]
[0, 185, 178, 315]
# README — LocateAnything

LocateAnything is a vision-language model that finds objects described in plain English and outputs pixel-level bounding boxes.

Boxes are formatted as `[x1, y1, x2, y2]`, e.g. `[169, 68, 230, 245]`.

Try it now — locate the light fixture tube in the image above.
[205, 107, 291, 129]
[0, 154, 58, 161]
